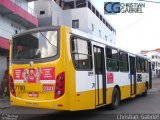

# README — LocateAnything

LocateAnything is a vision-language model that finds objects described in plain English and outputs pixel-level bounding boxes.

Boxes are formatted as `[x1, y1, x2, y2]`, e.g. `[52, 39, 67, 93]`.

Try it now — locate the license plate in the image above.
[28, 92, 38, 97]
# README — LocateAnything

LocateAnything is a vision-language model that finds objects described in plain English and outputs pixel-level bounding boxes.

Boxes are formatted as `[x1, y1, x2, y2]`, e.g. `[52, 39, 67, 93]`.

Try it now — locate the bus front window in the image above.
[13, 31, 58, 60]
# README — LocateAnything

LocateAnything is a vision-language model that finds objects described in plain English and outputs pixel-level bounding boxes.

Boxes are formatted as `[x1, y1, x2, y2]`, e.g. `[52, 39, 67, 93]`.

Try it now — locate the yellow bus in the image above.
[9, 25, 152, 111]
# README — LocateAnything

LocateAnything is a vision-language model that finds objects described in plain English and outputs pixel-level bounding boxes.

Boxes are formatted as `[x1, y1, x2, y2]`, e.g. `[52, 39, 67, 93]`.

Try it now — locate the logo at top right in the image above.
[104, 2, 145, 14]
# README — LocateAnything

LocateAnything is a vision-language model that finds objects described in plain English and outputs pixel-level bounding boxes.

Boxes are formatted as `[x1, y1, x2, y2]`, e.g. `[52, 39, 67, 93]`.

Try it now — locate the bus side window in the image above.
[136, 57, 140, 72]
[119, 51, 129, 72]
[106, 47, 119, 71]
[142, 59, 145, 73]
[71, 37, 92, 70]
[136, 57, 142, 73]
[145, 60, 149, 73]
[106, 47, 112, 70]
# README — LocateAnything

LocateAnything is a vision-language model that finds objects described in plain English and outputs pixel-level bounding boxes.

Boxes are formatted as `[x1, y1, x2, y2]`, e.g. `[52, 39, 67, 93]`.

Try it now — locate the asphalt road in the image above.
[1, 78, 160, 120]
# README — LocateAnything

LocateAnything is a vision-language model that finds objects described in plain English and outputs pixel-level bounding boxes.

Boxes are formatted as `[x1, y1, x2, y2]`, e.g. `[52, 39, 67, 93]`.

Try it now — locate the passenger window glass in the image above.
[145, 60, 149, 73]
[112, 49, 118, 59]
[13, 31, 58, 60]
[119, 52, 129, 72]
[77, 38, 88, 54]
[106, 47, 119, 71]
[136, 57, 142, 72]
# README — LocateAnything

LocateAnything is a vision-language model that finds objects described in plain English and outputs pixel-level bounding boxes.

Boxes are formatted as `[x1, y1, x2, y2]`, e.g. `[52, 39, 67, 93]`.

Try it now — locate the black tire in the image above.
[142, 84, 148, 97]
[110, 88, 120, 110]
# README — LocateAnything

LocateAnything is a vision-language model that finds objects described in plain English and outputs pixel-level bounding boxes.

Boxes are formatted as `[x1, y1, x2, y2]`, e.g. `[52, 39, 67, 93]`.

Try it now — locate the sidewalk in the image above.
[0, 96, 10, 109]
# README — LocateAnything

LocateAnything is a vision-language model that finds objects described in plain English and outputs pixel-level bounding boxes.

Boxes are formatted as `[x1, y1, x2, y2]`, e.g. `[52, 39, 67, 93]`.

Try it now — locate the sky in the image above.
[91, 0, 160, 53]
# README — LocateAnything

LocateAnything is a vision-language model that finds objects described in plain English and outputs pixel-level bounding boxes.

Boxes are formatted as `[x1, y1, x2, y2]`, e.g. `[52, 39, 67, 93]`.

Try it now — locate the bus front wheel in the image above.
[110, 88, 120, 110]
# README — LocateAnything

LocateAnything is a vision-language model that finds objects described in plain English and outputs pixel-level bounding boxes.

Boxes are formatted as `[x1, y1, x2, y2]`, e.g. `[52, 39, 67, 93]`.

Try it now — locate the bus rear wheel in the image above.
[110, 88, 120, 110]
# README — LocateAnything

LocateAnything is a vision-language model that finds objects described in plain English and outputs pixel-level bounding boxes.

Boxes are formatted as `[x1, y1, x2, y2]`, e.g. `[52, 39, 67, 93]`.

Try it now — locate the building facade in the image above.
[141, 49, 160, 78]
[34, 0, 116, 45]
[0, 0, 38, 84]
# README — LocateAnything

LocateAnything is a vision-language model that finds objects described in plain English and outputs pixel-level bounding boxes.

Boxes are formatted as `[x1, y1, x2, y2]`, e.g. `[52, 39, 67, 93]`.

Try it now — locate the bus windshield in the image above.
[12, 31, 58, 60]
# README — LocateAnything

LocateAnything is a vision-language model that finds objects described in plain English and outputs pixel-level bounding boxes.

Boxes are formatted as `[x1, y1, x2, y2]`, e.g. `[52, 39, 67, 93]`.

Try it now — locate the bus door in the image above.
[129, 56, 136, 95]
[93, 46, 106, 106]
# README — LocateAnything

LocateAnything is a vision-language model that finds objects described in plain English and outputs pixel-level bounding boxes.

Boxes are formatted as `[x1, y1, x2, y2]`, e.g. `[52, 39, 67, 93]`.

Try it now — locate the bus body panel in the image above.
[74, 71, 95, 110]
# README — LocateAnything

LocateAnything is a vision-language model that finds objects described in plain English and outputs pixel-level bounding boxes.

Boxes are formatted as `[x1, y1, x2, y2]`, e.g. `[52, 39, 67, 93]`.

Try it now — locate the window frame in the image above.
[12, 26, 60, 64]
[136, 56, 143, 73]
[96, 10, 99, 18]
[103, 19, 106, 24]
[100, 15, 102, 21]
[72, 19, 79, 29]
[70, 35, 93, 71]
[106, 46, 119, 72]
[92, 6, 95, 13]
[88, 1, 91, 10]
[105, 35, 107, 41]
[119, 51, 129, 72]
[144, 59, 149, 73]
[76, 0, 87, 8]
[40, 11, 45, 15]
[91, 24, 94, 31]
[99, 30, 101, 37]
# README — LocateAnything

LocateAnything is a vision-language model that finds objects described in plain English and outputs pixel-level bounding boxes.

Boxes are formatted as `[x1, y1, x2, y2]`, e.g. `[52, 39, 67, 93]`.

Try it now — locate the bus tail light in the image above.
[54, 72, 65, 99]
[9, 76, 16, 97]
